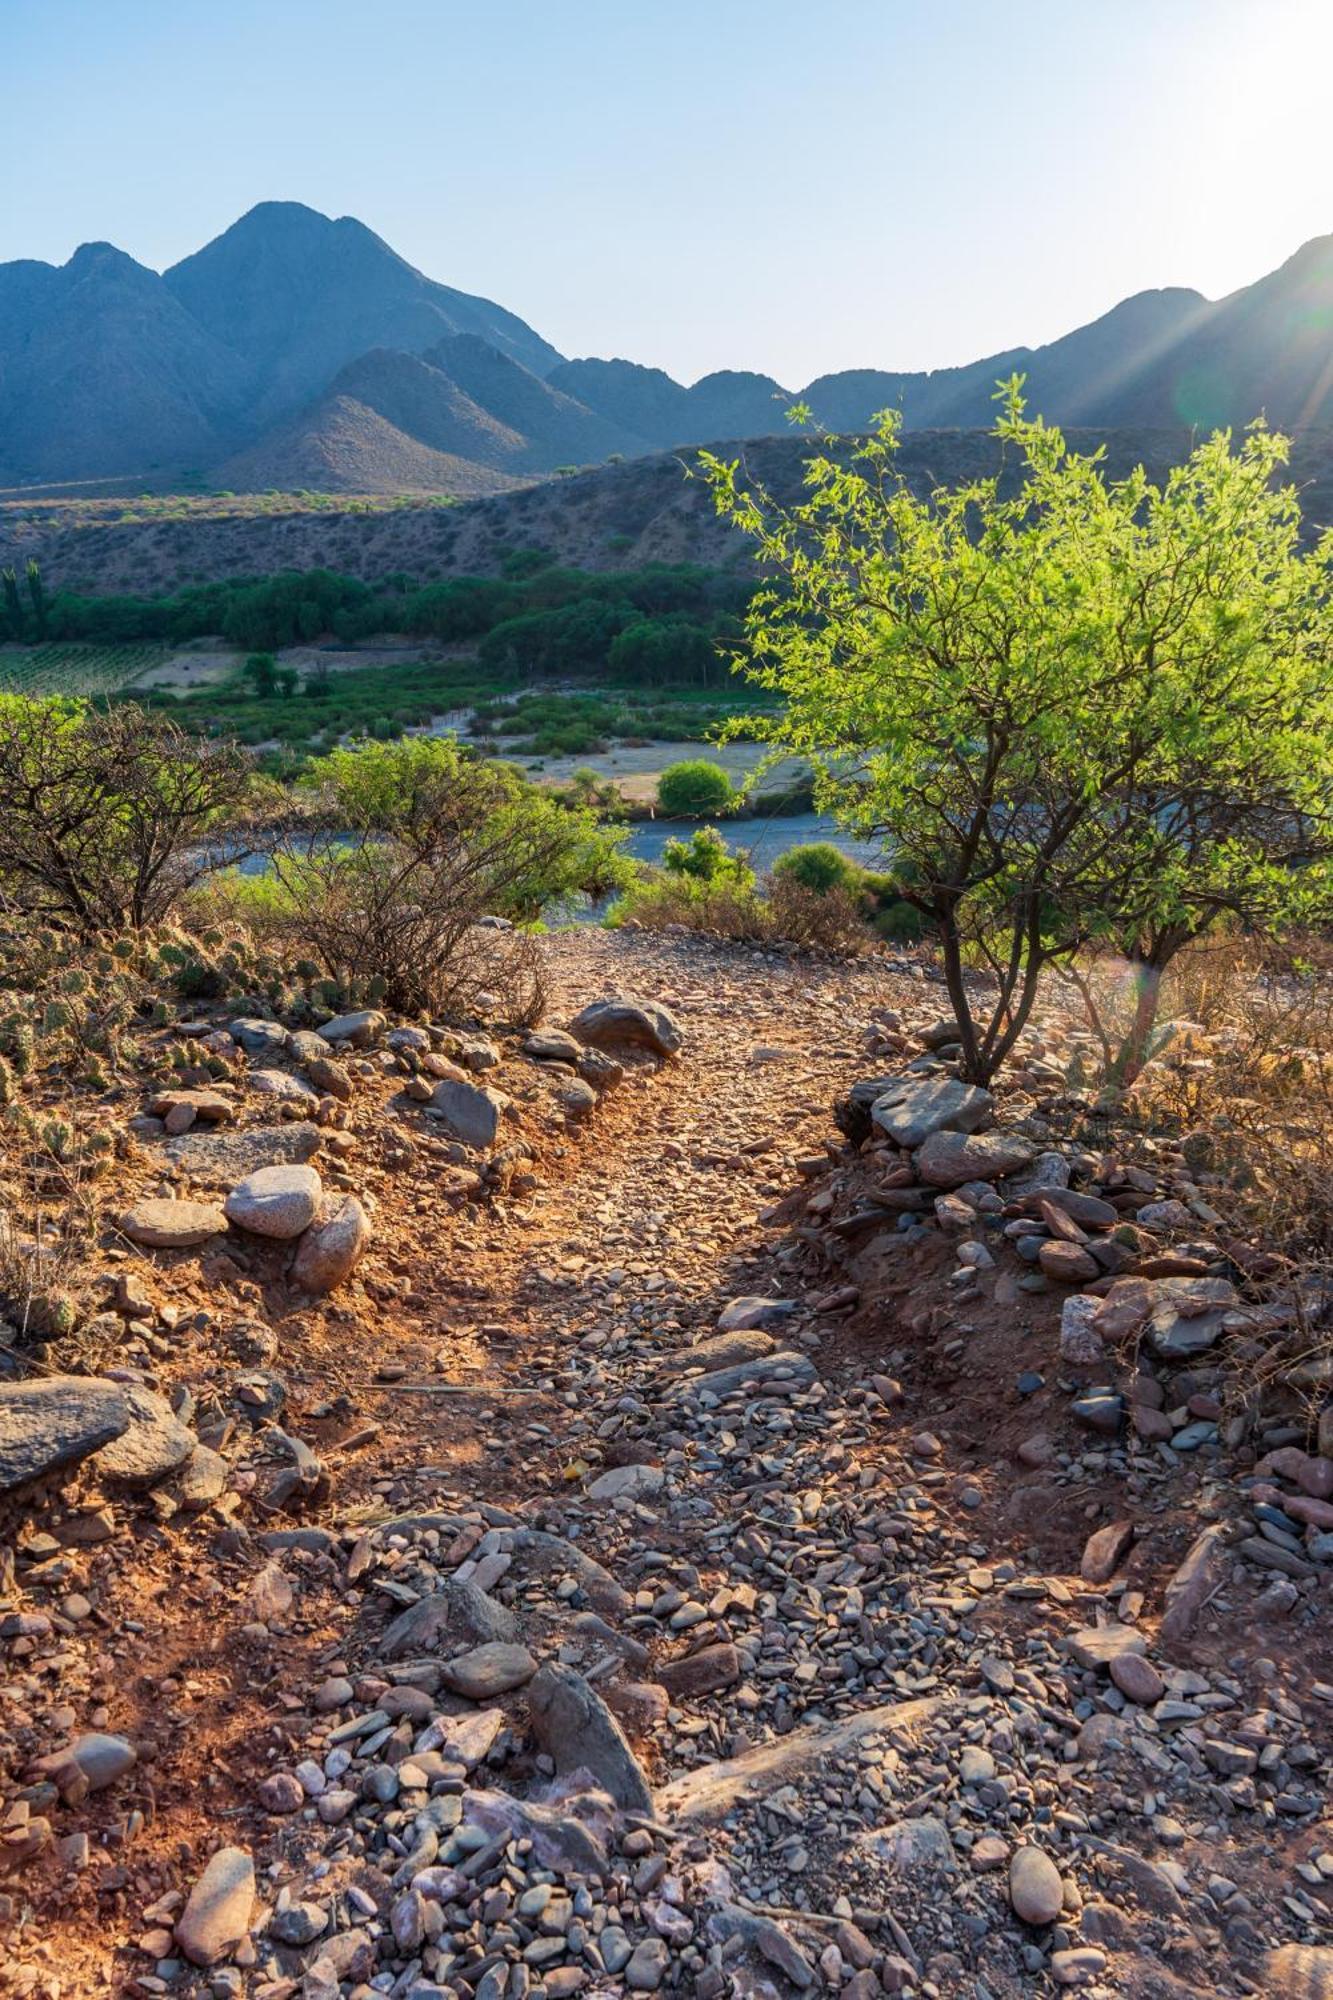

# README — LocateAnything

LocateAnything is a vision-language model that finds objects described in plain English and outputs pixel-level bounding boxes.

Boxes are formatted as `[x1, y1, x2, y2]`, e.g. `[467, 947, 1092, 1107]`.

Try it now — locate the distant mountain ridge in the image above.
[4, 202, 1333, 493]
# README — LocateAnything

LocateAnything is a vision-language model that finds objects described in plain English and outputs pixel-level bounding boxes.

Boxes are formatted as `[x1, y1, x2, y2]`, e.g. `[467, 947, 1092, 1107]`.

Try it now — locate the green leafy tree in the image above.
[703, 384, 1333, 1084]
[243, 652, 279, 698]
[657, 759, 735, 819]
[274, 663, 300, 699]
[25, 561, 47, 640]
[609, 618, 722, 687]
[1, 567, 25, 642]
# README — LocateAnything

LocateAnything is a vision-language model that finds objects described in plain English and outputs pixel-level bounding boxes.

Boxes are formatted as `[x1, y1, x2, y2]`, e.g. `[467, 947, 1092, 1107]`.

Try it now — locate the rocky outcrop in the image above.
[0, 1378, 130, 1497]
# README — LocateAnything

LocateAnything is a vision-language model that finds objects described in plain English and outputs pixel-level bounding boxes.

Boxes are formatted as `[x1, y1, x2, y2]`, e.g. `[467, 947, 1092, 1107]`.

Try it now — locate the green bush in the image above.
[662, 826, 753, 887]
[774, 841, 862, 895]
[657, 759, 735, 818]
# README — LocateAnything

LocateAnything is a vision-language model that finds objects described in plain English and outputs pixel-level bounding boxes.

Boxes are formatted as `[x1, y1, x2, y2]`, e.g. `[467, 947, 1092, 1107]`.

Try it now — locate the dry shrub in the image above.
[765, 876, 870, 954]
[615, 873, 771, 942]
[1160, 931, 1268, 1032]
[436, 925, 550, 1029]
[1145, 935, 1333, 1258]
[0, 1119, 103, 1346]
[615, 872, 870, 954]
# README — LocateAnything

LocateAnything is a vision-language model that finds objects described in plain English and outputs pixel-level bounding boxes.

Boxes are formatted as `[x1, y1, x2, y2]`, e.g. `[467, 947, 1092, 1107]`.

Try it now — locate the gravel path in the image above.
[4, 929, 1332, 1998]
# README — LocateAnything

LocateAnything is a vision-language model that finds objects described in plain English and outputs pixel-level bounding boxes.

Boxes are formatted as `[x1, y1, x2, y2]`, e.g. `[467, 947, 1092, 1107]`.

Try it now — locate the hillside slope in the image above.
[216, 392, 529, 498]
[21, 423, 1333, 597]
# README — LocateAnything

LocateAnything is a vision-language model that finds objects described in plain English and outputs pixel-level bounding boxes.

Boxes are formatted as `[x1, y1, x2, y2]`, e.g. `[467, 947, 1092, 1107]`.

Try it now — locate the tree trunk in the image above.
[937, 905, 986, 1083]
[1115, 957, 1165, 1085]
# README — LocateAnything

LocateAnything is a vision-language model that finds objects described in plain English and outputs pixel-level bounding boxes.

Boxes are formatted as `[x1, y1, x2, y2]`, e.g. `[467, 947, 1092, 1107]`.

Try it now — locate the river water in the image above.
[624, 812, 886, 871]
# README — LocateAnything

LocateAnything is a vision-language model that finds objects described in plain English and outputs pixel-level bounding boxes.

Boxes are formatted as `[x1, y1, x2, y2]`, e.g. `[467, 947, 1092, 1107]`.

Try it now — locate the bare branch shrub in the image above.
[1138, 937, 1333, 1258]
[0, 699, 254, 936]
[226, 738, 621, 1019]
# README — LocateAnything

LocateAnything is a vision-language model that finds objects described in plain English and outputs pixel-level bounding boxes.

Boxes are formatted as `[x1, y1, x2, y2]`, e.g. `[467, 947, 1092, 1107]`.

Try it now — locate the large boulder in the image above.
[570, 999, 683, 1057]
[120, 1198, 227, 1249]
[915, 1128, 1034, 1188]
[224, 1164, 323, 1239]
[0, 1378, 130, 1497]
[430, 1078, 508, 1150]
[291, 1195, 370, 1293]
[870, 1076, 994, 1148]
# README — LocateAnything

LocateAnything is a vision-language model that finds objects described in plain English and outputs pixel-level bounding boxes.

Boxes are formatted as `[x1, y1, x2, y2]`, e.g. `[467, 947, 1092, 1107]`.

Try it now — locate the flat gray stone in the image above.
[316, 1009, 385, 1045]
[248, 1068, 317, 1102]
[570, 998, 683, 1057]
[664, 1349, 816, 1402]
[224, 1164, 322, 1239]
[439, 1642, 537, 1699]
[860, 1812, 957, 1876]
[1145, 1276, 1238, 1358]
[228, 1018, 288, 1055]
[657, 1697, 937, 1824]
[175, 1845, 255, 1967]
[1061, 1624, 1147, 1670]
[120, 1198, 227, 1249]
[915, 1128, 1034, 1187]
[1017, 1185, 1118, 1228]
[587, 1462, 664, 1502]
[527, 1663, 653, 1814]
[378, 1578, 519, 1658]
[176, 1443, 229, 1510]
[523, 1029, 583, 1062]
[0, 1378, 130, 1496]
[95, 1385, 195, 1488]
[430, 1077, 507, 1150]
[657, 1329, 777, 1377]
[717, 1296, 797, 1331]
[163, 1121, 322, 1183]
[871, 1076, 994, 1147]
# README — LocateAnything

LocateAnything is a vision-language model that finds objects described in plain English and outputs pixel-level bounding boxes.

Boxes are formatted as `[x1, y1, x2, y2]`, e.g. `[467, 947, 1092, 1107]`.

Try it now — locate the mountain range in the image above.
[5, 201, 1333, 494]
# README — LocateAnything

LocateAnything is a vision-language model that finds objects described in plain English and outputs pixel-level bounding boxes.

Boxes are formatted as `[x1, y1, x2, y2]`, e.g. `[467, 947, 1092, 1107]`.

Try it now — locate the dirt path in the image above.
[6, 930, 1333, 1998]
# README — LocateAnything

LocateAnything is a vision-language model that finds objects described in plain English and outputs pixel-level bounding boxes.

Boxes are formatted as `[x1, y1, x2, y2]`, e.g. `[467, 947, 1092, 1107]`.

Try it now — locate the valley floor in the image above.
[4, 929, 1332, 1998]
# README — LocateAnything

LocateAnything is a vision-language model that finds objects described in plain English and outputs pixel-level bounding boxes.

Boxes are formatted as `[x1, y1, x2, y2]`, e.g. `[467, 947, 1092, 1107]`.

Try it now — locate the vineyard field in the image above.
[0, 642, 165, 696]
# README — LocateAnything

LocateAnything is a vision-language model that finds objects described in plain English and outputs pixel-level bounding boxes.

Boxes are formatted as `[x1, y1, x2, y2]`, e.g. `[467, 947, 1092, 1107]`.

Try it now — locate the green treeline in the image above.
[0, 555, 751, 687]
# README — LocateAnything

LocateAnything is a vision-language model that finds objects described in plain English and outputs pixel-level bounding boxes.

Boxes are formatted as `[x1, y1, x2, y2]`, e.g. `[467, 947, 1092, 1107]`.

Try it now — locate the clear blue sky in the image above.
[7, 0, 1333, 386]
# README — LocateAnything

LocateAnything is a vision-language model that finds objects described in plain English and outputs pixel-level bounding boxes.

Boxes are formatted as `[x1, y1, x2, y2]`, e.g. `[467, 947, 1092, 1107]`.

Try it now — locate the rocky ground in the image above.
[3, 927, 1333, 2000]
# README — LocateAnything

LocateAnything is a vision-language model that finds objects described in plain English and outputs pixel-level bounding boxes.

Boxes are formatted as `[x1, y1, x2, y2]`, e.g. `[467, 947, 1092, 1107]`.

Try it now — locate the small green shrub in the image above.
[657, 759, 735, 818]
[774, 842, 863, 895]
